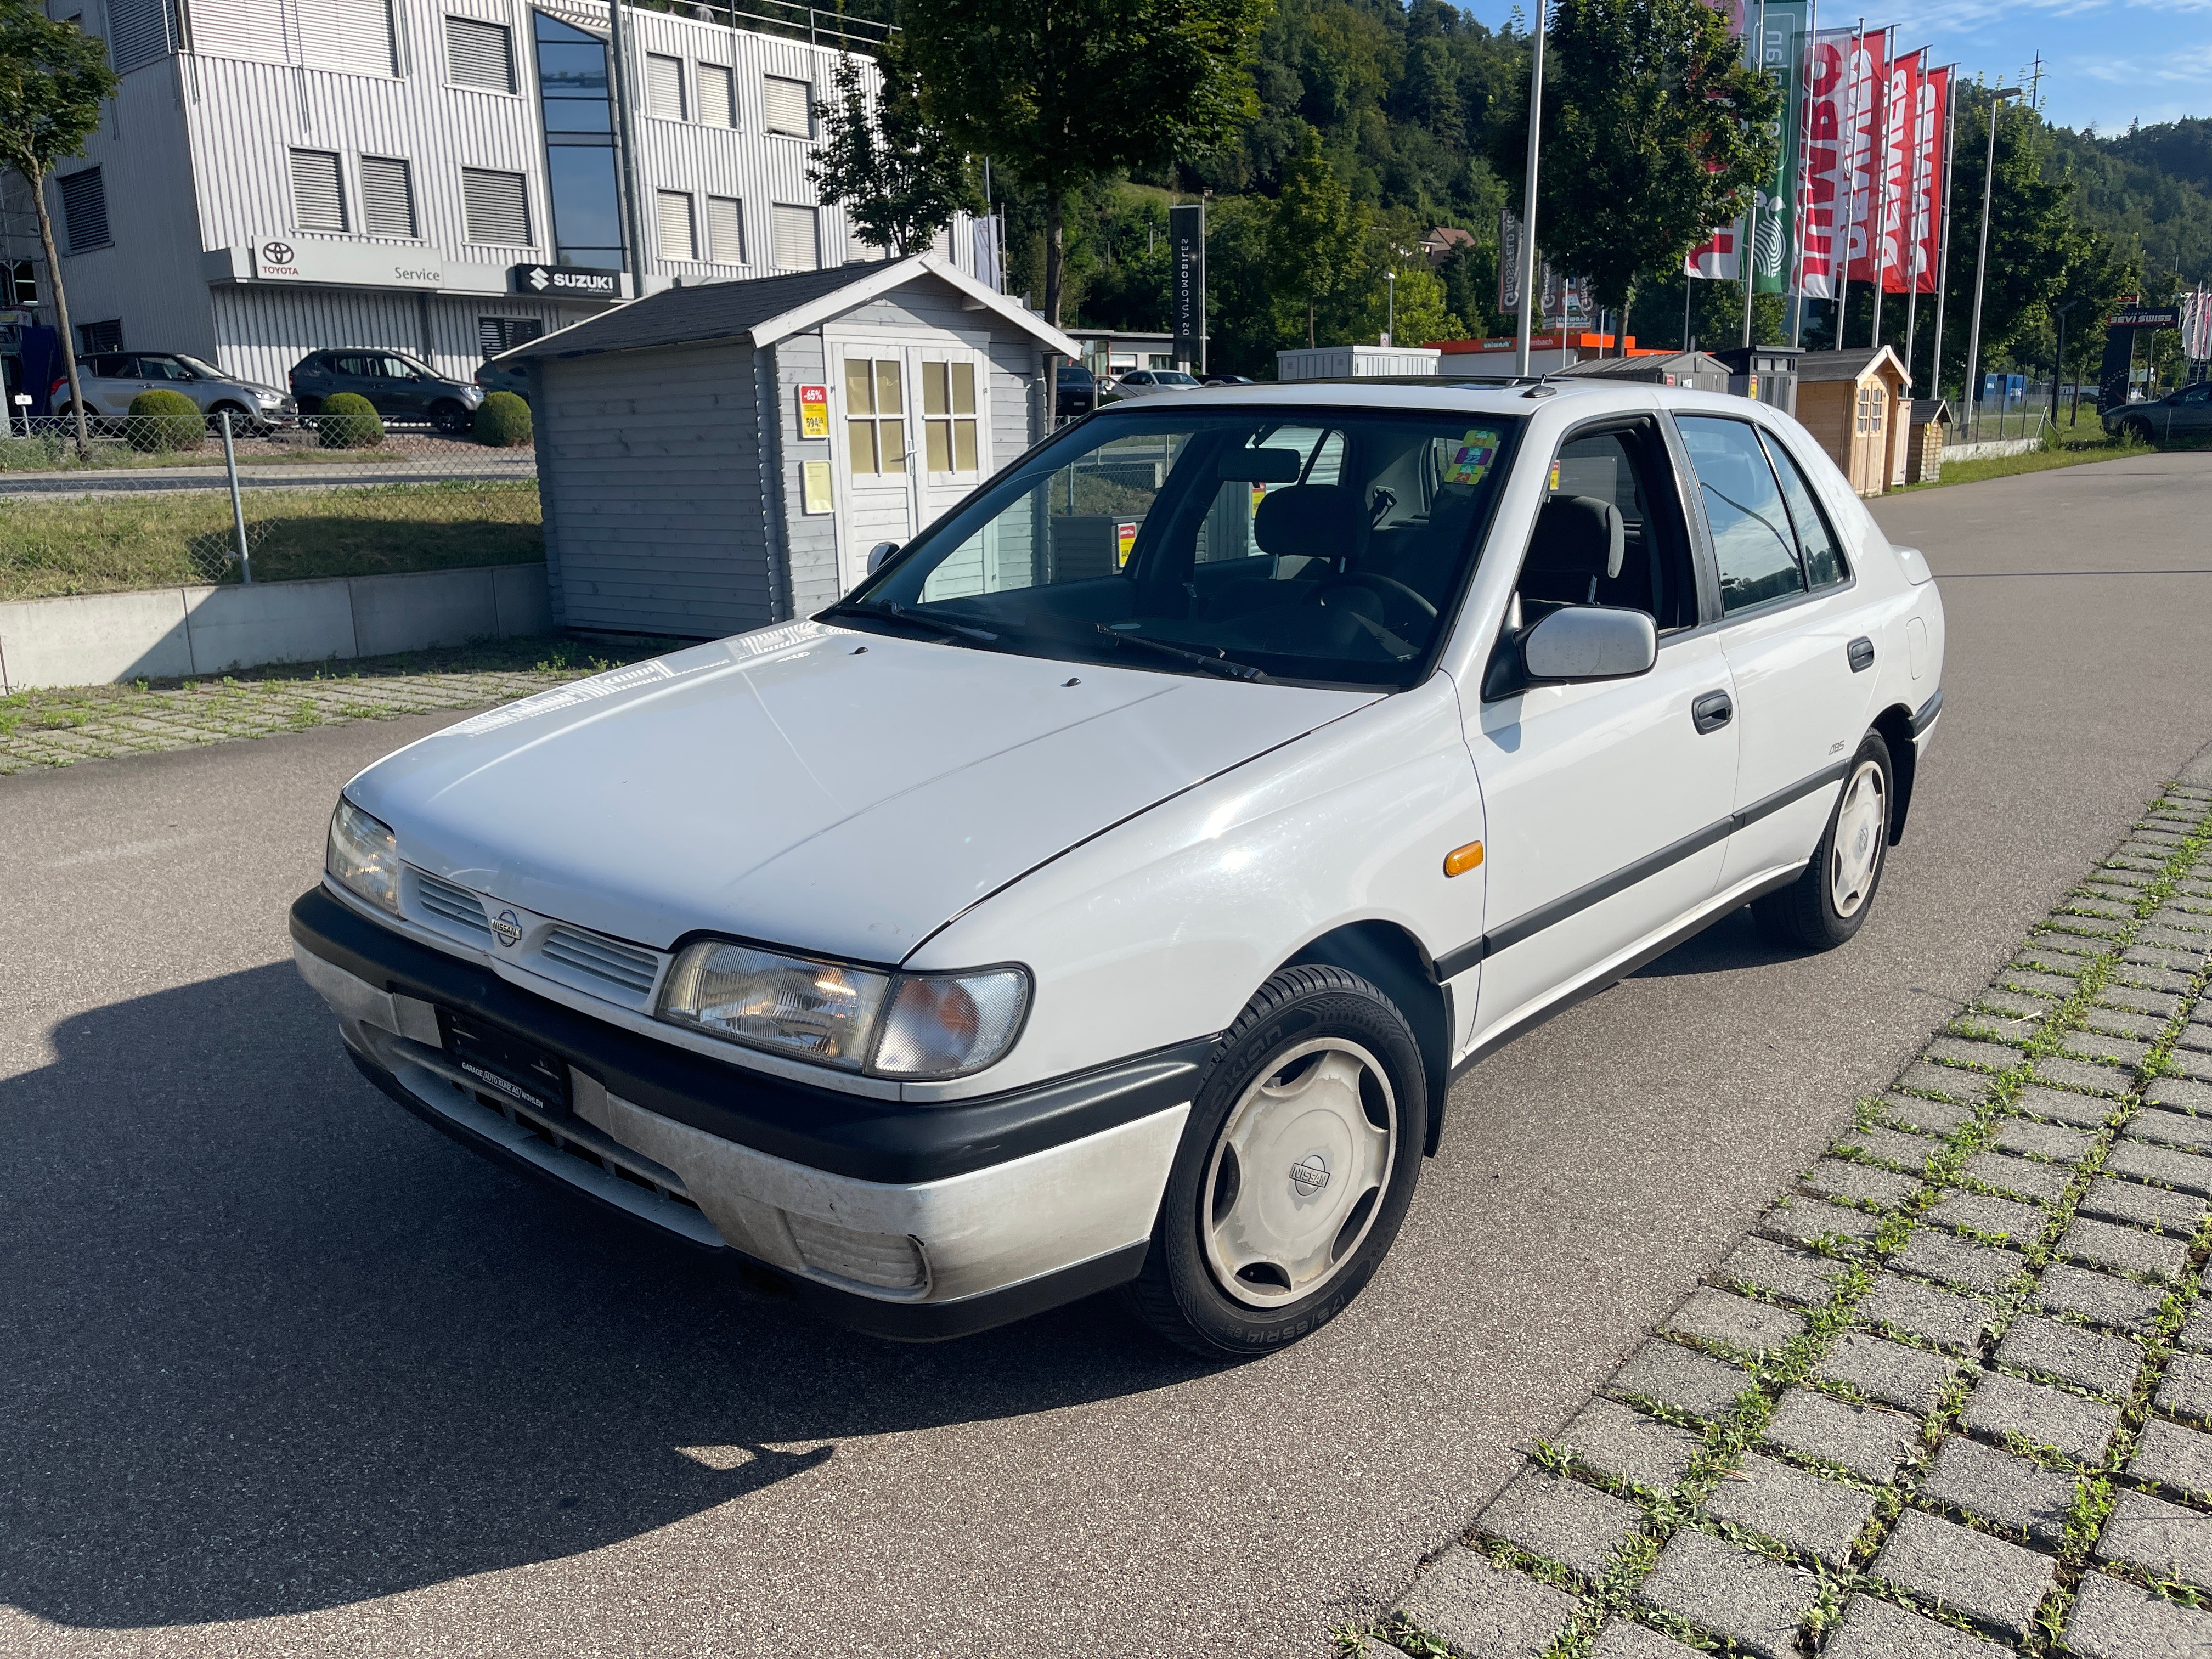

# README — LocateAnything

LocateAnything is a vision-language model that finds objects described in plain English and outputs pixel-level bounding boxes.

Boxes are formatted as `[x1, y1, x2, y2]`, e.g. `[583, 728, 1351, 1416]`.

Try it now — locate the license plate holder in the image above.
[438, 1007, 571, 1120]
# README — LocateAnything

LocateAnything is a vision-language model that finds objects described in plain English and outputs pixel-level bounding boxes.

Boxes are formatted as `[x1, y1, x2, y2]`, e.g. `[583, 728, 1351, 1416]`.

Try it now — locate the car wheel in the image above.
[1752, 731, 1893, 951]
[430, 400, 470, 435]
[206, 400, 258, 436]
[2123, 418, 2155, 448]
[1124, 964, 1427, 1358]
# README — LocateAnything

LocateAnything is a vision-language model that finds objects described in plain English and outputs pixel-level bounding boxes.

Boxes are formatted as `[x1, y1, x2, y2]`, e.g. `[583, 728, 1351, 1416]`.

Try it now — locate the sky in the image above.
[1463, 1, 2212, 135]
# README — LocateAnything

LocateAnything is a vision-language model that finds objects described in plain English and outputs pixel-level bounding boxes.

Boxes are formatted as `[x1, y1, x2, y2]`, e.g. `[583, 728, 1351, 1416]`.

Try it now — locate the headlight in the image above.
[327, 798, 399, 913]
[658, 941, 1029, 1080]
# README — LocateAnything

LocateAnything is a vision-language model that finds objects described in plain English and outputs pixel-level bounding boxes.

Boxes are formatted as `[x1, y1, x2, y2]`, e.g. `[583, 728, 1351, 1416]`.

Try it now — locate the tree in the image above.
[0, 0, 117, 454]
[809, 36, 978, 258]
[1492, 0, 1776, 331]
[1269, 122, 1367, 345]
[902, 0, 1269, 399]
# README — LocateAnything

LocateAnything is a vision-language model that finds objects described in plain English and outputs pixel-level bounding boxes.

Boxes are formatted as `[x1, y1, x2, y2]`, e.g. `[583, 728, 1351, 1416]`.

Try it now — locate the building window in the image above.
[2, 259, 38, 307]
[771, 202, 818, 270]
[446, 15, 514, 91]
[698, 61, 734, 128]
[1855, 385, 1886, 435]
[58, 167, 110, 252]
[534, 12, 623, 270]
[461, 167, 531, 244]
[105, 0, 178, 72]
[360, 155, 417, 238]
[289, 149, 348, 231]
[656, 189, 696, 262]
[706, 195, 743, 264]
[763, 74, 810, 137]
[646, 52, 684, 119]
[77, 318, 124, 354]
[922, 360, 979, 473]
[844, 357, 904, 475]
[478, 316, 545, 358]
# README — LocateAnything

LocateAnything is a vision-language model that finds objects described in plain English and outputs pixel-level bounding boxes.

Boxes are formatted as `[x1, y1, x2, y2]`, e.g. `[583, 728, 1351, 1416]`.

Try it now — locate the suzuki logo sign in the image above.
[509, 264, 621, 298]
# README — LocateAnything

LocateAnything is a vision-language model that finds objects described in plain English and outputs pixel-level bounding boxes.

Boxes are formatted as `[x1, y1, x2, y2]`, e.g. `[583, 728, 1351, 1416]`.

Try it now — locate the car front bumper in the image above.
[290, 887, 1198, 1339]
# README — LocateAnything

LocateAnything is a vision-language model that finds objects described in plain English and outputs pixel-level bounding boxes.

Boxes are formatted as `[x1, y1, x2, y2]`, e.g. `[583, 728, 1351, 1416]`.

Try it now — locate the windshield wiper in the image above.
[825, 599, 999, 645]
[1096, 625, 1273, 683]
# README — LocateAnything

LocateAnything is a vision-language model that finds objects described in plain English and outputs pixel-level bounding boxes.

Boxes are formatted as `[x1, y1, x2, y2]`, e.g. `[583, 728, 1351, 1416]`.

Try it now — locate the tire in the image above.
[1124, 964, 1427, 1358]
[206, 400, 262, 437]
[430, 400, 471, 436]
[2124, 418, 2155, 448]
[1753, 731, 1894, 951]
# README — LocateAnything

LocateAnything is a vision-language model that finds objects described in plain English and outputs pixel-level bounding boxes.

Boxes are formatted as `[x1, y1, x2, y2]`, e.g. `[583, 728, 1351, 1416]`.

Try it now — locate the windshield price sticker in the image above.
[797, 385, 830, 439]
[1115, 521, 1139, 567]
[1446, 428, 1500, 486]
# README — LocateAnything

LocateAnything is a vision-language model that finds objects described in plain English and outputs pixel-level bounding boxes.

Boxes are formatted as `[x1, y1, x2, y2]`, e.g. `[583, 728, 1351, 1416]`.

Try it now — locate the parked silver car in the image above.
[52, 351, 297, 433]
[2103, 381, 2212, 448]
[1107, 368, 1205, 399]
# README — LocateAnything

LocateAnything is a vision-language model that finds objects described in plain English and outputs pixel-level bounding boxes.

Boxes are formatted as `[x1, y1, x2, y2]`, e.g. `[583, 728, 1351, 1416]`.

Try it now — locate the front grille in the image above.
[541, 924, 659, 995]
[414, 870, 492, 939]
[785, 1214, 926, 1291]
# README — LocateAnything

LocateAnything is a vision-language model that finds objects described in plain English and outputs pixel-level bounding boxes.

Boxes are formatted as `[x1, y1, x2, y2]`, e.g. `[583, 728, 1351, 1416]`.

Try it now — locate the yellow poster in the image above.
[1115, 521, 1138, 567]
[797, 384, 829, 439]
[800, 459, 832, 514]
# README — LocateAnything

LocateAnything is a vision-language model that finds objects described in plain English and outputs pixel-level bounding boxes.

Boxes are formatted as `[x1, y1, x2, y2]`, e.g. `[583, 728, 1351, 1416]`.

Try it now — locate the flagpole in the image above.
[1869, 25, 1895, 351]
[1928, 65, 1958, 403]
[1835, 20, 1864, 347]
[1792, 0, 1819, 346]
[1515, 4, 1547, 377]
[1903, 48, 1929, 391]
[1743, 0, 1768, 347]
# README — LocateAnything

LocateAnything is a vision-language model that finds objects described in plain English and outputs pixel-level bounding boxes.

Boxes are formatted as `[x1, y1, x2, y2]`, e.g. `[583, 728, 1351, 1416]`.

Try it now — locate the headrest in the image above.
[1525, 494, 1625, 581]
[1255, 483, 1364, 563]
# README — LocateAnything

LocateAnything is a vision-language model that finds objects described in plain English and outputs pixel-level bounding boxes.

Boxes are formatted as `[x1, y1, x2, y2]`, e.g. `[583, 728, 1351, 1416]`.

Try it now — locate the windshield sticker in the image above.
[1549, 459, 1562, 492]
[1444, 429, 1500, 486]
[1115, 521, 1139, 567]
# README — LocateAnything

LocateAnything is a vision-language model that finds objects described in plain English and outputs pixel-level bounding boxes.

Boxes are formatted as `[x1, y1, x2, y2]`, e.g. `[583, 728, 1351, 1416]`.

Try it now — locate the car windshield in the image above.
[827, 407, 1522, 691]
[174, 353, 227, 379]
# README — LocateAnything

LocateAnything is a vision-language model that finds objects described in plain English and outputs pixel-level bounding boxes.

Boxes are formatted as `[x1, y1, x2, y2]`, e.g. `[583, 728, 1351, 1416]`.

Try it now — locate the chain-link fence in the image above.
[0, 405, 539, 601]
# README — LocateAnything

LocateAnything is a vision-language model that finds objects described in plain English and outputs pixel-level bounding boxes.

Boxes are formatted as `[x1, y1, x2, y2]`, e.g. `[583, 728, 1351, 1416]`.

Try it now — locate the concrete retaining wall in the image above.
[1942, 436, 2043, 462]
[0, 563, 551, 692]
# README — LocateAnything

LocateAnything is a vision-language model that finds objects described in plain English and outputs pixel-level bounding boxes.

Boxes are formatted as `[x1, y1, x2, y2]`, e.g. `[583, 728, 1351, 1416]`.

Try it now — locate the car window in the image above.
[138, 356, 190, 380]
[1757, 430, 1848, 589]
[1676, 415, 1806, 614]
[175, 353, 226, 379]
[1519, 424, 1699, 631]
[85, 354, 128, 379]
[377, 357, 419, 380]
[2183, 385, 2211, 405]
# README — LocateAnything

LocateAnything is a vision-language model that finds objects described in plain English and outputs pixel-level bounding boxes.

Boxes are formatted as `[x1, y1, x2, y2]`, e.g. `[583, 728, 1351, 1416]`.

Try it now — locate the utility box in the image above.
[1711, 345, 1803, 415]
[1276, 343, 1441, 380]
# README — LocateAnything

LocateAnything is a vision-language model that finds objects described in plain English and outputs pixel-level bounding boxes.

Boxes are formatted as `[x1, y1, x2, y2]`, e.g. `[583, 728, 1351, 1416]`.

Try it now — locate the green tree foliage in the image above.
[809, 37, 978, 257]
[1269, 123, 1368, 344]
[1491, 0, 1777, 320]
[0, 0, 120, 453]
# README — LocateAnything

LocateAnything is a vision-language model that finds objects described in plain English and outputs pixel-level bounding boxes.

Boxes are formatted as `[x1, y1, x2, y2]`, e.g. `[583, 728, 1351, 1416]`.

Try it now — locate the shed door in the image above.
[832, 338, 993, 592]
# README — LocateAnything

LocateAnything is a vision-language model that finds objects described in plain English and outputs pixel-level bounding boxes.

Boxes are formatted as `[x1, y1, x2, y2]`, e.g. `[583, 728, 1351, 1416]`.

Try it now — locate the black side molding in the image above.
[1910, 687, 1944, 735]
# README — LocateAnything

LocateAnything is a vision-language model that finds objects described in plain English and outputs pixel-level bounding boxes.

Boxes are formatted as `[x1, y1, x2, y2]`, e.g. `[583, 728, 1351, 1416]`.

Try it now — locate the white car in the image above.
[1108, 368, 1206, 398]
[295, 380, 1945, 1355]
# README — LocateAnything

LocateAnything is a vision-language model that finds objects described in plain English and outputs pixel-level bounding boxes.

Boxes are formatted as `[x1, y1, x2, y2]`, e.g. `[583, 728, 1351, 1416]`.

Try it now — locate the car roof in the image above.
[1091, 376, 1799, 425]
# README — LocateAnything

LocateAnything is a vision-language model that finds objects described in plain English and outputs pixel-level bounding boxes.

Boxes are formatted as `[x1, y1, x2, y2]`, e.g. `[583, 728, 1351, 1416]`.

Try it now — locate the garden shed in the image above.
[1905, 398, 1951, 484]
[1793, 346, 1912, 496]
[499, 256, 1079, 639]
[1556, 351, 1733, 394]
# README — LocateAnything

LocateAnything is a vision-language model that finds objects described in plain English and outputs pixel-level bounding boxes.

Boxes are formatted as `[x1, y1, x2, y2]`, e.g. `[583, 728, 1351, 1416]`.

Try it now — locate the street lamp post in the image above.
[2051, 298, 2075, 430]
[1515, 5, 1548, 377]
[1962, 84, 2022, 442]
[1384, 268, 1396, 347]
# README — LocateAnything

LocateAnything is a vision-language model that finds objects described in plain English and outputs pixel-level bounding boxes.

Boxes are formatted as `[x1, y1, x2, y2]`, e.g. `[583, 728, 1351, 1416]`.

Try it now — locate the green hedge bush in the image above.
[473, 391, 533, 448]
[317, 392, 385, 450]
[127, 389, 206, 453]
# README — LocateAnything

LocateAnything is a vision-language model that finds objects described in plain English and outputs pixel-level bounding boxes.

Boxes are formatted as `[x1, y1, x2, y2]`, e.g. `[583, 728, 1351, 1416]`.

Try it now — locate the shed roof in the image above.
[1796, 345, 1909, 385]
[1557, 351, 1730, 380]
[494, 255, 1080, 365]
[1910, 398, 1952, 425]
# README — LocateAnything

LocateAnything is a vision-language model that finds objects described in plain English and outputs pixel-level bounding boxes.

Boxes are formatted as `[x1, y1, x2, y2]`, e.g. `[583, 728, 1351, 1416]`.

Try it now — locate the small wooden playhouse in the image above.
[1792, 346, 1913, 496]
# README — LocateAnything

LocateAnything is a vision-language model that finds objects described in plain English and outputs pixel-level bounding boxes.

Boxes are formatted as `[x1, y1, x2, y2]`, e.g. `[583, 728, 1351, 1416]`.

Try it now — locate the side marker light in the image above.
[1443, 841, 1485, 878]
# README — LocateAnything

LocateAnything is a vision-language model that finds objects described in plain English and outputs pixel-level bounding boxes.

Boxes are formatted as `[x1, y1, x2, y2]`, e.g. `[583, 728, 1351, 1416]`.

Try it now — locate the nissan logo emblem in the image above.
[262, 240, 295, 264]
[492, 909, 523, 949]
[1289, 1153, 1331, 1197]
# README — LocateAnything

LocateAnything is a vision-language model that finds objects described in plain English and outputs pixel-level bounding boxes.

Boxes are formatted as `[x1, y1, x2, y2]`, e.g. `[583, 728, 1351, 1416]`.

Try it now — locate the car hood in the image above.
[347, 622, 1377, 963]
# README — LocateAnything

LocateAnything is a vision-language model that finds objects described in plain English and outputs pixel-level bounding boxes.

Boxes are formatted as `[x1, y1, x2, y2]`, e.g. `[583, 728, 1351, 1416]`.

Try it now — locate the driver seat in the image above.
[1519, 494, 1624, 607]
[1202, 483, 1367, 623]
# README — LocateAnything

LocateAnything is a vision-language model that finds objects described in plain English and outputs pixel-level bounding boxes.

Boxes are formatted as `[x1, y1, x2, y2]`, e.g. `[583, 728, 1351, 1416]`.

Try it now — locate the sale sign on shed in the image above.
[797, 385, 829, 438]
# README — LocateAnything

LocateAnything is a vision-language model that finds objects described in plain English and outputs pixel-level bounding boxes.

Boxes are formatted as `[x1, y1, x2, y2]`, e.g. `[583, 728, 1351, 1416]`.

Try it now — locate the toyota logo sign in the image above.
[262, 240, 295, 264]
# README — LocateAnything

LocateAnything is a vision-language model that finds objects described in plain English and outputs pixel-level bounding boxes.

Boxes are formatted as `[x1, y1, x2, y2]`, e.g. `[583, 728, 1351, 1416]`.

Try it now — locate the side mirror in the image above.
[866, 540, 900, 575]
[1520, 605, 1658, 684]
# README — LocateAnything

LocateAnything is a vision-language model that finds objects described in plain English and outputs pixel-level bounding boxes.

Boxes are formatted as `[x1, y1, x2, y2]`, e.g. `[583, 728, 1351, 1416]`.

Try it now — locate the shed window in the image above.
[1855, 385, 1886, 435]
[698, 61, 735, 127]
[706, 195, 743, 263]
[446, 16, 514, 91]
[290, 149, 347, 231]
[461, 167, 531, 244]
[646, 52, 684, 119]
[360, 155, 417, 238]
[771, 202, 818, 270]
[922, 360, 979, 473]
[656, 189, 697, 262]
[845, 357, 905, 475]
[764, 74, 810, 137]
[58, 167, 110, 252]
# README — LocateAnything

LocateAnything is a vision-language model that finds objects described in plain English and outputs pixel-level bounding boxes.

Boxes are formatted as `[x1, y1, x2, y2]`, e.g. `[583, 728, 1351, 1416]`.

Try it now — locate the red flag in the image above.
[1790, 29, 1858, 299]
[1909, 64, 1950, 295]
[1874, 50, 1920, 293]
[1843, 31, 1894, 286]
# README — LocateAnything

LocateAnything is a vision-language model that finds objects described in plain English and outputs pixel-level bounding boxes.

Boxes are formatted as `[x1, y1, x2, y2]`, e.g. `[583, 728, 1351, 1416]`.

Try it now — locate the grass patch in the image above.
[0, 480, 543, 600]
[0, 428, 524, 472]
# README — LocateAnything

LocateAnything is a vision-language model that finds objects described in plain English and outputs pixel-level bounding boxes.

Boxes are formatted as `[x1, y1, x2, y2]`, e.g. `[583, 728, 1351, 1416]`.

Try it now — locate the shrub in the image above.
[127, 389, 206, 453]
[473, 391, 533, 448]
[317, 392, 385, 449]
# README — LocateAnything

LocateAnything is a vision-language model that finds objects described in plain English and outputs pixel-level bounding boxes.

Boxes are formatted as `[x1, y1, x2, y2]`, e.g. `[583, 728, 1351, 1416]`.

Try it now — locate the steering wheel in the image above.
[1311, 571, 1438, 636]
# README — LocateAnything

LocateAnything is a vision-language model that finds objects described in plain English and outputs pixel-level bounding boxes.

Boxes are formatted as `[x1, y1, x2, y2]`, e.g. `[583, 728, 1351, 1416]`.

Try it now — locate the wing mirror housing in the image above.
[1487, 605, 1657, 698]
[866, 540, 901, 575]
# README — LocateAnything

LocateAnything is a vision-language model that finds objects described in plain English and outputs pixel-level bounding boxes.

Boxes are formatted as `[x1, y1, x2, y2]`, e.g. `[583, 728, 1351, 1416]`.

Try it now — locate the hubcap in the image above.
[1201, 1039, 1396, 1309]
[1830, 758, 1887, 918]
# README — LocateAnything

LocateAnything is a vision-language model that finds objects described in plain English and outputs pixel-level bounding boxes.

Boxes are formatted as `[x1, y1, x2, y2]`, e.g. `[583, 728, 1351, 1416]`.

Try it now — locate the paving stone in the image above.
[1396, 1547, 1579, 1659]
[1587, 1622, 1706, 1659]
[2181, 1021, 2212, 1053]
[1994, 1312, 2144, 1399]
[1863, 1273, 1993, 1351]
[1703, 1450, 1879, 1566]
[1662, 1288, 1805, 1358]
[1897, 1229, 2030, 1296]
[2099, 985, 2187, 1018]
[2112, 961, 2198, 994]
[2051, 915, 2130, 939]
[1879, 1092, 1979, 1135]
[2059, 1216, 2192, 1282]
[2032, 1055, 2135, 1096]
[2170, 1047, 2212, 1083]
[1976, 989, 2057, 1022]
[1991, 1116, 2100, 1162]
[2076, 1004, 2171, 1041]
[2019, 931, 2102, 964]
[1871, 1508, 2056, 1638]
[1762, 1386, 1920, 1481]
[1824, 1593, 2017, 1659]
[2066, 897, 2136, 920]
[1962, 1370, 2120, 1464]
[1804, 1157, 1922, 1209]
[2158, 1354, 2212, 1423]
[1757, 1198, 1883, 1255]
[1925, 1037, 2028, 1073]
[1556, 1398, 1701, 1492]
[2062, 1030, 2157, 1069]
[2131, 1105, 2212, 1155]
[1929, 1189, 2047, 1246]
[2079, 882, 2143, 906]
[1634, 1528, 1818, 1659]
[2093, 865, 2160, 887]
[2096, 1488, 2212, 1591]
[1610, 1340, 1757, 1420]
[2078, 1175, 2209, 1233]
[2185, 1304, 2212, 1355]
[2033, 1262, 2170, 1335]
[2140, 925, 2212, 953]
[2130, 1419, 2212, 1501]
[1716, 1238, 1849, 1310]
[1962, 1150, 2073, 1204]
[1816, 1331, 1961, 1414]
[1997, 967, 2082, 998]
[2013, 1084, 2117, 1128]
[1917, 1433, 2079, 1541]
[2107, 1136, 2212, 1196]
[2128, 943, 2210, 973]
[2149, 1075, 2212, 1115]
[2063, 1570, 2212, 1659]
[1897, 1061, 1994, 1104]
[1836, 1123, 1942, 1171]
[1475, 1467, 1644, 1580]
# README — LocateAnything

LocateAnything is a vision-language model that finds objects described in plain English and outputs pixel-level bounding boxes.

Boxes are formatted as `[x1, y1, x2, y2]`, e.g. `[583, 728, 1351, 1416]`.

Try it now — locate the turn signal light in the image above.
[1443, 840, 1485, 878]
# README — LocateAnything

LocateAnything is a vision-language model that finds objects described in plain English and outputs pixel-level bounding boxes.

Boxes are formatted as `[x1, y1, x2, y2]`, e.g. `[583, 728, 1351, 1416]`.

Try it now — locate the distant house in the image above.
[1419, 226, 1479, 267]
[1793, 346, 1912, 495]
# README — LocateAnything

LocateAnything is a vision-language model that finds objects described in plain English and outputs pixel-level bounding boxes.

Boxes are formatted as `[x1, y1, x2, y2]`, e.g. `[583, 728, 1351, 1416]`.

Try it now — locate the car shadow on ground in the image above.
[0, 962, 1210, 1632]
[1630, 905, 1805, 978]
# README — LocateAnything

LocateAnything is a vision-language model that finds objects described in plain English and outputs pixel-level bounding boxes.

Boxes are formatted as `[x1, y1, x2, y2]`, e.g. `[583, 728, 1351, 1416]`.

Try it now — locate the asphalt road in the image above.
[4, 452, 2210, 1657]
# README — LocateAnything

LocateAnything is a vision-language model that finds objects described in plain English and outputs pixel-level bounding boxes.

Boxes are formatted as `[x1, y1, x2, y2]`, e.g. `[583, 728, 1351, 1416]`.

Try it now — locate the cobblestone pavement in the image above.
[1364, 775, 2212, 1659]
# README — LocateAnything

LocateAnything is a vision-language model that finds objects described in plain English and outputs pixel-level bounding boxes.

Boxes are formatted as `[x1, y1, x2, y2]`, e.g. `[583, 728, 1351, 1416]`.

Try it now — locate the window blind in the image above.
[360, 155, 416, 238]
[58, 168, 110, 253]
[445, 16, 513, 91]
[297, 0, 396, 75]
[461, 167, 531, 244]
[763, 74, 810, 136]
[706, 196, 743, 264]
[290, 149, 347, 231]
[770, 204, 818, 269]
[656, 190, 697, 262]
[105, 0, 177, 72]
[646, 53, 684, 119]
[697, 62, 735, 127]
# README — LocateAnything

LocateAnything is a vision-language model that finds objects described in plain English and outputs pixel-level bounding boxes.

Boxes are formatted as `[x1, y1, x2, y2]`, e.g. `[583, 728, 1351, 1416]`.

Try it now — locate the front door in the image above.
[2169, 382, 2212, 439]
[830, 337, 993, 594]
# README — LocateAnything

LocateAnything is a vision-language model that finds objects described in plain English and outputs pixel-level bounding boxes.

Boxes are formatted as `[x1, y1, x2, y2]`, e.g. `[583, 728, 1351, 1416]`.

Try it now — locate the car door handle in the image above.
[1847, 636, 1876, 673]
[1692, 690, 1734, 734]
